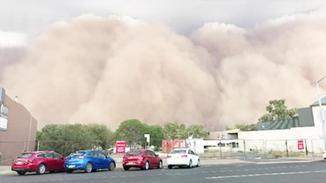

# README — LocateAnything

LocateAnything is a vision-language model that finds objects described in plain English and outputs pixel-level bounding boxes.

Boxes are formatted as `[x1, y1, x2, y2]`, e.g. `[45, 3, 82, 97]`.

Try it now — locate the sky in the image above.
[1, 0, 326, 45]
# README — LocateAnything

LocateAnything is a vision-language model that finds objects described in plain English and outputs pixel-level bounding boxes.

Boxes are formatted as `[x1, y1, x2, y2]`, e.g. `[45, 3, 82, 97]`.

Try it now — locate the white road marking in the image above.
[255, 160, 313, 165]
[205, 170, 326, 179]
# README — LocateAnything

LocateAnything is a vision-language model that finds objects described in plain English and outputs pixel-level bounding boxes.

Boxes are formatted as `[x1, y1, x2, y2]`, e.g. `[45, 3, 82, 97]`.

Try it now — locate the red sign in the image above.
[115, 141, 126, 153]
[297, 139, 304, 150]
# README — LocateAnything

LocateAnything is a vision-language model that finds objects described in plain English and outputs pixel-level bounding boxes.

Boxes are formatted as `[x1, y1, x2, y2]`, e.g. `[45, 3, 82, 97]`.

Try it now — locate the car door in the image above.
[147, 150, 157, 167]
[189, 150, 198, 165]
[53, 152, 64, 171]
[35, 153, 46, 168]
[153, 152, 161, 166]
[43, 153, 55, 171]
[90, 152, 100, 169]
[97, 152, 109, 169]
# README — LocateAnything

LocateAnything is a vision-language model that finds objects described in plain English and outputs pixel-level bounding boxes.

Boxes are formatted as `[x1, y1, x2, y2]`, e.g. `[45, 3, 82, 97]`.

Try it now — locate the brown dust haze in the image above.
[1, 13, 326, 130]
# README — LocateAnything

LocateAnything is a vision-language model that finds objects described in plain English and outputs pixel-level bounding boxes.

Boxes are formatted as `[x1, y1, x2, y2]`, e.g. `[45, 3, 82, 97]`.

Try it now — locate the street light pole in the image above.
[314, 75, 326, 159]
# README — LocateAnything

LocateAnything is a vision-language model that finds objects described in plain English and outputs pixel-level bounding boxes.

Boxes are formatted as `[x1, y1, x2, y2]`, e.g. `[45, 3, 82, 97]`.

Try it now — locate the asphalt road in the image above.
[2, 161, 326, 183]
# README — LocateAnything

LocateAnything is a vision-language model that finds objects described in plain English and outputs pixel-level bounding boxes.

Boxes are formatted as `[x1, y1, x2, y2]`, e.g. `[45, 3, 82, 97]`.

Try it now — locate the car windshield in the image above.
[171, 150, 187, 154]
[126, 151, 142, 156]
[17, 153, 33, 158]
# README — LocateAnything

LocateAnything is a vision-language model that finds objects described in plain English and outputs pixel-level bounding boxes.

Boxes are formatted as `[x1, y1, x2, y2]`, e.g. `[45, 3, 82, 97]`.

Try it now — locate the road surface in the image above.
[1, 161, 326, 183]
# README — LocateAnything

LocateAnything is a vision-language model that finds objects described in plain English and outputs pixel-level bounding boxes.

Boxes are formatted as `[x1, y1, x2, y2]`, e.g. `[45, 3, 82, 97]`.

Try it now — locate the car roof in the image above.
[77, 150, 102, 153]
[128, 149, 145, 152]
[172, 148, 190, 150]
[130, 149, 154, 152]
[171, 148, 192, 152]
[22, 151, 54, 154]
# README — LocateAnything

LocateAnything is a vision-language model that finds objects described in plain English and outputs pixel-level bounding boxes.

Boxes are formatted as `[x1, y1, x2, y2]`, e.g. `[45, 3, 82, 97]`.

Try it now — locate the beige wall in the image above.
[0, 95, 38, 165]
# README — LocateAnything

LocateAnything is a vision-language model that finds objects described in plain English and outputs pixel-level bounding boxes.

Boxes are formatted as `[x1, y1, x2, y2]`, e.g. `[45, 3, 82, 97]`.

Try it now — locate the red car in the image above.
[11, 151, 65, 175]
[122, 149, 163, 170]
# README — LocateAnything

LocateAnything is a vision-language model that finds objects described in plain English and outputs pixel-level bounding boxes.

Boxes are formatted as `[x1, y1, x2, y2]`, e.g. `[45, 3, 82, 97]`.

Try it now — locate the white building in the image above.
[199, 99, 326, 155]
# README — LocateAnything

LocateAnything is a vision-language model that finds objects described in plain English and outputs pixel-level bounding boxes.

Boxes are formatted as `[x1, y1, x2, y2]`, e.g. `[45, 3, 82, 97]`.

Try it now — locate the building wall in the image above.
[238, 127, 325, 153]
[311, 106, 326, 135]
[0, 95, 38, 165]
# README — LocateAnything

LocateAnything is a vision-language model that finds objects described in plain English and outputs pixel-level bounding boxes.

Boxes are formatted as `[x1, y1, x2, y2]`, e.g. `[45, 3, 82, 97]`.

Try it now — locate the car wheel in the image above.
[188, 160, 193, 168]
[158, 160, 163, 169]
[108, 162, 115, 171]
[37, 164, 47, 175]
[85, 163, 93, 173]
[142, 161, 150, 170]
[123, 166, 130, 171]
[168, 165, 173, 169]
[17, 171, 26, 175]
[197, 159, 200, 167]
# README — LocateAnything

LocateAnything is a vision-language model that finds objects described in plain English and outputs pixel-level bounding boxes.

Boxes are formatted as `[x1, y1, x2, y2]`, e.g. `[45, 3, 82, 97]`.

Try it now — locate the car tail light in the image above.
[181, 155, 188, 158]
[78, 156, 85, 159]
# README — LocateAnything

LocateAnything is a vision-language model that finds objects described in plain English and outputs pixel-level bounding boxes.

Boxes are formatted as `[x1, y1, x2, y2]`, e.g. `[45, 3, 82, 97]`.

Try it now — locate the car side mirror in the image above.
[155, 154, 159, 157]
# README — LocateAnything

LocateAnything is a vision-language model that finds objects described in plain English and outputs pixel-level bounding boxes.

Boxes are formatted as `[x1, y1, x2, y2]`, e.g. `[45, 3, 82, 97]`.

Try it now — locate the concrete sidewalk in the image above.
[0, 166, 13, 176]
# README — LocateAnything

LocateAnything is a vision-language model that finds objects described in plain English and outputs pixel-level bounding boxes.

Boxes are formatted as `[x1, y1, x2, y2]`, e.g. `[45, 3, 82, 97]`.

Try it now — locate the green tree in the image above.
[87, 124, 114, 150]
[37, 124, 113, 156]
[145, 125, 164, 148]
[114, 119, 148, 147]
[234, 123, 257, 131]
[259, 99, 297, 122]
[186, 125, 209, 138]
[163, 122, 187, 139]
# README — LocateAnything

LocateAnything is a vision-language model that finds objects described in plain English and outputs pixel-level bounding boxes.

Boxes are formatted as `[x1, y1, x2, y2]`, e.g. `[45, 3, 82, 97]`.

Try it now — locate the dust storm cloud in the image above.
[1, 13, 325, 130]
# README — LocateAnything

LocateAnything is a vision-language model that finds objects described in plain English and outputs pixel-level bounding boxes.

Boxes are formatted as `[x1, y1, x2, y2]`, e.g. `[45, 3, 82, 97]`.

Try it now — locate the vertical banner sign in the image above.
[297, 139, 304, 150]
[115, 141, 126, 153]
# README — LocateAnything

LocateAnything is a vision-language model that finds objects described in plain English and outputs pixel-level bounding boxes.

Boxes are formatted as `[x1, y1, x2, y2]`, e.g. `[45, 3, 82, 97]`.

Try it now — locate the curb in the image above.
[0, 171, 14, 176]
[254, 160, 316, 165]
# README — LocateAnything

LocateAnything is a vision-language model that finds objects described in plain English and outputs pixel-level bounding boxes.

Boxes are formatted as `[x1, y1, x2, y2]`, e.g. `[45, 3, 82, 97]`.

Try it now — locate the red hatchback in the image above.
[122, 149, 163, 171]
[11, 151, 65, 175]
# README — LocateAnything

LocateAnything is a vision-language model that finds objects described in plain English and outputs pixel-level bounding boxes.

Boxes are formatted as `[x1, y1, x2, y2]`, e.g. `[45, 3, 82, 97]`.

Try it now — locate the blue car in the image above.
[64, 150, 115, 173]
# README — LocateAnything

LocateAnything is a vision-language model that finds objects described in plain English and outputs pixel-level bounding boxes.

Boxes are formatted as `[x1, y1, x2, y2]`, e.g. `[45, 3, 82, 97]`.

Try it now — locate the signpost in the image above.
[144, 134, 150, 148]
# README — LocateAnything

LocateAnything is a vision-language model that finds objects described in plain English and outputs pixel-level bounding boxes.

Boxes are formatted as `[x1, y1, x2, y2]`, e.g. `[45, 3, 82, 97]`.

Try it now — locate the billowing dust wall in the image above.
[1, 13, 326, 130]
